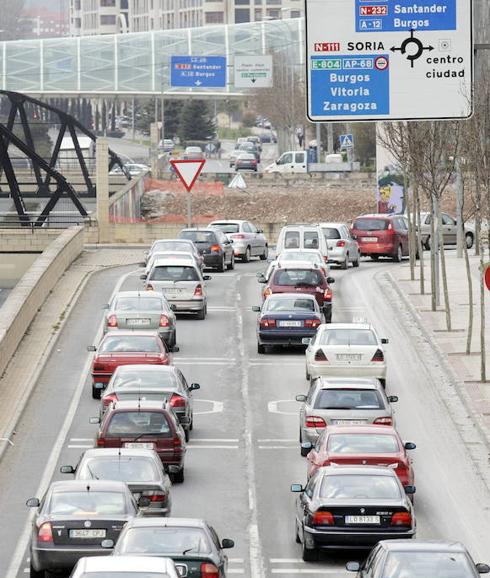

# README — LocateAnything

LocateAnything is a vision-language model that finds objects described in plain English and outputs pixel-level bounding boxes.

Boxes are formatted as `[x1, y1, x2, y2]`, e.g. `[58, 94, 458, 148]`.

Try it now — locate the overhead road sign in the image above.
[171, 56, 227, 88]
[339, 133, 354, 149]
[170, 159, 206, 192]
[234, 55, 273, 88]
[305, 0, 472, 122]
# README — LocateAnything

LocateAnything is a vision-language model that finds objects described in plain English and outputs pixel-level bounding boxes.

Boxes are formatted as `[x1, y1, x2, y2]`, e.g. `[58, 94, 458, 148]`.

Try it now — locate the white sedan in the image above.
[303, 323, 388, 386]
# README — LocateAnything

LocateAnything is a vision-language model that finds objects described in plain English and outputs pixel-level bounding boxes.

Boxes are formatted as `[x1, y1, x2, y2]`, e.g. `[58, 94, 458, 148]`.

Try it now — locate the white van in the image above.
[276, 225, 329, 262]
[264, 150, 307, 174]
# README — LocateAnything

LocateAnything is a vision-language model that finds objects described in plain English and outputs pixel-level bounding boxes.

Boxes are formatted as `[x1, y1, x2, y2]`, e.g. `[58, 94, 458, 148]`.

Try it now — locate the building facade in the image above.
[70, 0, 129, 35]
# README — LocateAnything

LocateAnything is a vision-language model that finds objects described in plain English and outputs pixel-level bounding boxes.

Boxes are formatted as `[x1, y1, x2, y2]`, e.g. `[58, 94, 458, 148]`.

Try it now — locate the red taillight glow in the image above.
[305, 318, 321, 328]
[336, 240, 346, 247]
[311, 511, 334, 526]
[38, 522, 53, 543]
[96, 438, 105, 447]
[103, 393, 118, 407]
[159, 314, 170, 327]
[260, 318, 276, 328]
[324, 288, 333, 301]
[143, 490, 167, 503]
[170, 393, 186, 408]
[390, 512, 412, 526]
[373, 417, 392, 425]
[314, 349, 328, 362]
[200, 562, 219, 578]
[323, 255, 328, 263]
[305, 416, 326, 428]
[395, 464, 410, 485]
[194, 284, 203, 297]
[371, 349, 384, 362]
[210, 244, 221, 252]
[146, 284, 154, 291]
[107, 314, 118, 328]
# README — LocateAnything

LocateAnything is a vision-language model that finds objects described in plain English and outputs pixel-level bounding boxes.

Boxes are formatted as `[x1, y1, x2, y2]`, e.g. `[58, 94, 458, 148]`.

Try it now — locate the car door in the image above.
[250, 220, 266, 253]
[294, 151, 307, 173]
[247, 221, 261, 255]
[442, 213, 457, 244]
[278, 152, 294, 173]
[393, 217, 408, 255]
[241, 221, 255, 254]
[176, 368, 192, 422]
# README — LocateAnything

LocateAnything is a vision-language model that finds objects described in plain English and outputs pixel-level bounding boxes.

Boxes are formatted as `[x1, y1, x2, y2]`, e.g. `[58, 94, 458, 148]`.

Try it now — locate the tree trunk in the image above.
[415, 184, 425, 294]
[405, 169, 415, 280]
[480, 242, 486, 381]
[438, 208, 451, 331]
[430, 194, 437, 310]
[463, 225, 473, 354]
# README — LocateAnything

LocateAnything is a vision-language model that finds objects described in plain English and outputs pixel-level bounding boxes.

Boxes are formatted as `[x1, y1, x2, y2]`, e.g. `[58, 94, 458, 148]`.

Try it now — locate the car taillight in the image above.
[260, 318, 276, 328]
[371, 349, 384, 362]
[96, 438, 105, 447]
[159, 314, 170, 327]
[146, 284, 154, 291]
[103, 393, 118, 407]
[390, 512, 412, 526]
[200, 563, 219, 578]
[305, 318, 321, 328]
[170, 393, 186, 408]
[314, 349, 328, 362]
[305, 416, 326, 428]
[336, 240, 346, 247]
[93, 364, 105, 371]
[373, 417, 392, 425]
[143, 490, 167, 503]
[311, 511, 334, 526]
[323, 255, 328, 263]
[194, 284, 203, 297]
[107, 314, 118, 328]
[263, 287, 272, 298]
[38, 522, 53, 543]
[173, 436, 182, 449]
[231, 234, 246, 239]
[210, 244, 221, 252]
[324, 287, 333, 301]
[395, 464, 410, 484]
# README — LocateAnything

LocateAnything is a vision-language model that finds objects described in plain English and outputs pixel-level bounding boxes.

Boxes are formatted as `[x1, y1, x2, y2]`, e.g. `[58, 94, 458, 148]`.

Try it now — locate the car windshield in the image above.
[78, 457, 159, 482]
[322, 227, 341, 240]
[106, 412, 171, 437]
[150, 266, 199, 282]
[315, 389, 384, 410]
[273, 269, 323, 287]
[328, 434, 399, 454]
[112, 369, 177, 390]
[318, 329, 377, 346]
[180, 230, 217, 243]
[383, 551, 474, 578]
[319, 474, 401, 499]
[99, 336, 160, 353]
[118, 527, 212, 555]
[265, 297, 315, 312]
[212, 223, 240, 233]
[354, 218, 389, 231]
[114, 297, 163, 312]
[49, 491, 127, 516]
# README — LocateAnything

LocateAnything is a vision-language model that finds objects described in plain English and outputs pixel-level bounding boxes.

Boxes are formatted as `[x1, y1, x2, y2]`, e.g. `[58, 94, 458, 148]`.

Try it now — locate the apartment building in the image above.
[70, 0, 129, 35]
[130, 0, 203, 32]
[203, 0, 303, 25]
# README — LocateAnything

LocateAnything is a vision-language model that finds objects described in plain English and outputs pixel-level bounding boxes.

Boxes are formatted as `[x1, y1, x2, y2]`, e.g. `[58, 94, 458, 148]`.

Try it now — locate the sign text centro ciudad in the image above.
[305, 0, 472, 122]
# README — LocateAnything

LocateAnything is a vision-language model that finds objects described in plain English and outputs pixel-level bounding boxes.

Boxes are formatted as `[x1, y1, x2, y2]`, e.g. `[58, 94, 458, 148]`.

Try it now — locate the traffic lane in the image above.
[0, 265, 137, 577]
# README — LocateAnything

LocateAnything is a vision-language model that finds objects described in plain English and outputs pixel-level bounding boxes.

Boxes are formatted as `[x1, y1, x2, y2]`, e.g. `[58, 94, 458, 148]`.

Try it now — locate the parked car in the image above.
[61, 448, 173, 517]
[291, 466, 416, 560]
[303, 323, 388, 385]
[235, 152, 258, 171]
[253, 293, 323, 353]
[88, 331, 174, 399]
[417, 211, 475, 250]
[143, 259, 211, 320]
[70, 556, 180, 578]
[100, 365, 200, 441]
[112, 517, 235, 577]
[276, 224, 329, 263]
[92, 399, 186, 482]
[145, 239, 203, 269]
[320, 222, 360, 269]
[103, 291, 177, 348]
[159, 139, 175, 153]
[208, 219, 268, 261]
[183, 146, 204, 160]
[351, 214, 409, 262]
[179, 228, 234, 271]
[296, 377, 397, 448]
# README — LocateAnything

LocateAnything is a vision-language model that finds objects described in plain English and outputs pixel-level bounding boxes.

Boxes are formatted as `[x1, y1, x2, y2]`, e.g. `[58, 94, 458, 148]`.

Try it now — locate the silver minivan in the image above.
[142, 259, 211, 320]
[320, 222, 360, 269]
[276, 224, 329, 263]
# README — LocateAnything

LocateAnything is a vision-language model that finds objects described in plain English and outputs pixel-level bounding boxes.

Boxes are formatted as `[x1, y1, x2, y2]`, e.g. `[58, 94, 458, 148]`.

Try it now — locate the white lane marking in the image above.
[192, 438, 239, 442]
[227, 570, 244, 574]
[187, 445, 239, 449]
[193, 399, 224, 415]
[175, 357, 237, 361]
[257, 439, 296, 442]
[229, 559, 245, 563]
[258, 446, 296, 449]
[69, 438, 93, 442]
[176, 361, 236, 366]
[67, 444, 93, 449]
[207, 306, 236, 311]
[6, 268, 136, 578]
[271, 570, 347, 575]
[268, 400, 298, 416]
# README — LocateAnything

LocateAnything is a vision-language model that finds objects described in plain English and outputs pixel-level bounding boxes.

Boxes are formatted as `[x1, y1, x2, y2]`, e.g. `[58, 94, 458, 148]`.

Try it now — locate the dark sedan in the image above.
[27, 480, 140, 577]
[179, 228, 234, 272]
[235, 152, 258, 171]
[291, 466, 416, 561]
[111, 517, 235, 577]
[253, 293, 322, 354]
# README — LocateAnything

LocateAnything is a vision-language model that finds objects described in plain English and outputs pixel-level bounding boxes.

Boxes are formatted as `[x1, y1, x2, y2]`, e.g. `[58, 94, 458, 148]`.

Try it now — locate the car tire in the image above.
[370, 254, 380, 261]
[295, 520, 301, 544]
[242, 247, 251, 263]
[300, 444, 311, 457]
[172, 468, 185, 484]
[306, 368, 310, 381]
[184, 428, 190, 442]
[196, 306, 206, 320]
[30, 563, 45, 578]
[323, 308, 332, 323]
[393, 245, 403, 262]
[466, 232, 474, 249]
[217, 256, 226, 272]
[227, 254, 235, 270]
[302, 538, 319, 562]
[260, 246, 269, 261]
[353, 255, 360, 268]
[189, 416, 193, 431]
[257, 342, 266, 354]
[341, 255, 348, 269]
[92, 385, 101, 400]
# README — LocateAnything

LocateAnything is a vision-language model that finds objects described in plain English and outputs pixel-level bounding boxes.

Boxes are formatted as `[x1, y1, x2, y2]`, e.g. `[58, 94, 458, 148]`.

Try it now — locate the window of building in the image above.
[120, 0, 128, 7]
[100, 0, 115, 6]
[235, 0, 250, 4]
[205, 11, 224, 23]
[267, 7, 279, 17]
[290, 9, 301, 17]
[100, 14, 116, 24]
[235, 7, 250, 22]
[254, 7, 261, 18]
[266, 0, 281, 5]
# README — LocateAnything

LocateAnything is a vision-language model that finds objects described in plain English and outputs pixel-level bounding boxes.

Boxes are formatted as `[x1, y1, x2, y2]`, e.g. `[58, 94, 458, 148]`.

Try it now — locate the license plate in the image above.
[162, 287, 182, 295]
[336, 353, 362, 361]
[361, 237, 377, 243]
[124, 442, 155, 449]
[345, 515, 380, 524]
[126, 318, 151, 326]
[176, 565, 188, 577]
[70, 529, 106, 539]
[332, 419, 366, 425]
[278, 320, 302, 327]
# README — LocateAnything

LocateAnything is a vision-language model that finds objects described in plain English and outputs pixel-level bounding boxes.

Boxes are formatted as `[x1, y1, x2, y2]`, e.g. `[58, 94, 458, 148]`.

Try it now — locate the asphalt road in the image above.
[0, 255, 489, 577]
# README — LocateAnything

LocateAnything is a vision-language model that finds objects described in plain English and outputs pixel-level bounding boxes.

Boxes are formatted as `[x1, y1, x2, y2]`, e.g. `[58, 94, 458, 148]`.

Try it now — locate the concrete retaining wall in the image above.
[0, 229, 66, 253]
[0, 226, 85, 378]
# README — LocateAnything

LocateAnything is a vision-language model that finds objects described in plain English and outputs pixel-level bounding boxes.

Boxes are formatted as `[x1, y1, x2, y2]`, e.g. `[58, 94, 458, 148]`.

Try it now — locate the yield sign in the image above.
[170, 159, 205, 192]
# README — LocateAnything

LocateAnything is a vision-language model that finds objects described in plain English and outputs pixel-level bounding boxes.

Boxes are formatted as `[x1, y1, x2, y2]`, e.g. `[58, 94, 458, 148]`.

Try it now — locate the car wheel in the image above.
[323, 308, 332, 323]
[340, 254, 348, 269]
[353, 255, 360, 268]
[302, 537, 319, 562]
[370, 254, 379, 261]
[227, 254, 235, 270]
[189, 416, 193, 431]
[306, 368, 310, 381]
[300, 443, 311, 457]
[295, 520, 301, 544]
[260, 245, 269, 261]
[257, 342, 266, 354]
[242, 246, 251, 263]
[196, 307, 206, 320]
[184, 428, 190, 442]
[29, 563, 45, 578]
[92, 385, 101, 400]
[217, 256, 226, 272]
[172, 468, 185, 484]
[466, 232, 474, 249]
[393, 245, 403, 262]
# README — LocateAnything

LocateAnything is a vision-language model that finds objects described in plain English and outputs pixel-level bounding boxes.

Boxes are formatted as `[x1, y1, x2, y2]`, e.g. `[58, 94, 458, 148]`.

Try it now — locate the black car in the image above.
[291, 466, 416, 561]
[179, 228, 234, 272]
[112, 517, 235, 577]
[27, 480, 142, 577]
[346, 540, 490, 578]
[253, 293, 323, 354]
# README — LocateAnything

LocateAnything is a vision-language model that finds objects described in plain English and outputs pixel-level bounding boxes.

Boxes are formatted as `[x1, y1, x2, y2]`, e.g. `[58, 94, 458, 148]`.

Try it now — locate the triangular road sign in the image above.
[228, 173, 247, 189]
[170, 159, 205, 192]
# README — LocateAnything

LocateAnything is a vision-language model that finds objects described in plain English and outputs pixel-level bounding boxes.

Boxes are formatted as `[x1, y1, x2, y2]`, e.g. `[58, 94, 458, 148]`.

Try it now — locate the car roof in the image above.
[210, 219, 245, 225]
[281, 224, 320, 229]
[381, 540, 468, 553]
[354, 213, 396, 220]
[113, 291, 164, 299]
[108, 400, 168, 411]
[319, 222, 347, 228]
[266, 292, 316, 300]
[81, 448, 159, 459]
[273, 263, 322, 271]
[325, 425, 397, 436]
[317, 465, 397, 477]
[125, 517, 207, 529]
[181, 228, 214, 233]
[318, 322, 373, 331]
[315, 377, 383, 390]
[114, 364, 176, 374]
[79, 556, 175, 571]
[50, 480, 129, 492]
[152, 258, 199, 268]
[280, 248, 321, 254]
[101, 330, 161, 338]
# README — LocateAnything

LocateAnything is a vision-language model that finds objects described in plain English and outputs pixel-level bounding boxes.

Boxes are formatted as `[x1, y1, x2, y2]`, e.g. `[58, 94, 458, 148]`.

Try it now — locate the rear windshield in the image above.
[99, 335, 160, 353]
[265, 297, 315, 312]
[106, 412, 171, 437]
[273, 269, 323, 287]
[284, 231, 300, 249]
[78, 457, 159, 482]
[315, 389, 384, 410]
[319, 474, 400, 499]
[328, 434, 399, 454]
[112, 369, 177, 390]
[113, 297, 163, 312]
[49, 491, 127, 516]
[180, 230, 217, 243]
[304, 231, 319, 249]
[212, 223, 239, 234]
[383, 552, 474, 578]
[150, 266, 199, 282]
[354, 218, 389, 231]
[322, 227, 341, 240]
[117, 527, 211, 555]
[318, 329, 377, 346]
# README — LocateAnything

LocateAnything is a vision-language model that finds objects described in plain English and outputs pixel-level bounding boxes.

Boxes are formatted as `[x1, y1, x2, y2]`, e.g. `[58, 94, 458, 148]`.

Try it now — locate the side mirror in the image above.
[26, 497, 40, 508]
[221, 538, 235, 549]
[381, 338, 389, 344]
[89, 417, 100, 425]
[101, 539, 114, 549]
[388, 395, 398, 403]
[87, 345, 96, 352]
[140, 274, 147, 280]
[301, 337, 311, 345]
[327, 277, 335, 284]
[60, 465, 75, 474]
[203, 275, 212, 281]
[170, 304, 177, 311]
[404, 485, 416, 495]
[476, 563, 490, 574]
[189, 383, 200, 391]
[171, 346, 180, 353]
[138, 496, 151, 508]
[257, 275, 266, 283]
[295, 394, 307, 402]
[252, 306, 261, 312]
[301, 442, 312, 456]
[290, 483, 304, 493]
[404, 442, 416, 450]
[346, 562, 361, 573]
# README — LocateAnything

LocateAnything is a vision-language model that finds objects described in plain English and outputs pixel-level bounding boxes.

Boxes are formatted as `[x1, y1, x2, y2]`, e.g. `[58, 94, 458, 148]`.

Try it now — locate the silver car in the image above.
[103, 291, 177, 348]
[145, 251, 200, 277]
[417, 211, 475, 250]
[61, 448, 172, 517]
[143, 258, 211, 319]
[145, 239, 203, 269]
[70, 556, 179, 578]
[321, 222, 360, 269]
[296, 377, 398, 451]
[208, 219, 268, 262]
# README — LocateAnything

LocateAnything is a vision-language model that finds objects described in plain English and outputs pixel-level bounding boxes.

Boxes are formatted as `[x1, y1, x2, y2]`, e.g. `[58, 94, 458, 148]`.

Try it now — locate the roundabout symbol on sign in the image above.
[374, 56, 389, 71]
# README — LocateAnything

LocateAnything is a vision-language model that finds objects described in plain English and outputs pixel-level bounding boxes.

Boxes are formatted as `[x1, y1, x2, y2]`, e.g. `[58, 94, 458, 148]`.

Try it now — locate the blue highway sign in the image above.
[171, 56, 226, 88]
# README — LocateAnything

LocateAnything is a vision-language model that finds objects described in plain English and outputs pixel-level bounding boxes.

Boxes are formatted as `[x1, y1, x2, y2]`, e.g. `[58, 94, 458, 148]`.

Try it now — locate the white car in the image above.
[145, 250, 199, 276]
[303, 323, 388, 386]
[145, 239, 202, 268]
[320, 222, 360, 269]
[70, 555, 179, 577]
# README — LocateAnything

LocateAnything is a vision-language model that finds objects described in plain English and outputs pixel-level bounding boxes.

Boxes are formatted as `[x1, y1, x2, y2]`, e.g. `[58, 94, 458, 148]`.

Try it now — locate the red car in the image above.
[351, 214, 409, 262]
[88, 331, 173, 399]
[93, 400, 186, 483]
[305, 425, 416, 489]
[261, 266, 335, 322]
